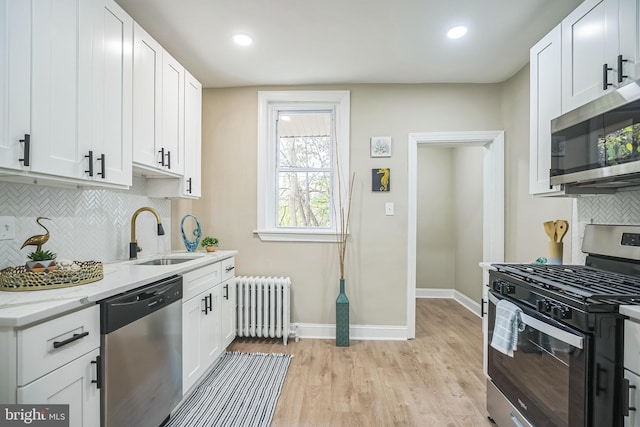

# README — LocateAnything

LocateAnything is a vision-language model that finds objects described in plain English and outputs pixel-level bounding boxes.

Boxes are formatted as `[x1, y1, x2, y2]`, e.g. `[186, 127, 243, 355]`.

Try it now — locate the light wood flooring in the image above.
[228, 298, 493, 427]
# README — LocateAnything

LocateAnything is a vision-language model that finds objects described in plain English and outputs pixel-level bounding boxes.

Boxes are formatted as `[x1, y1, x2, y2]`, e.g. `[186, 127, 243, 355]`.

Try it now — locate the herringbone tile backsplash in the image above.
[572, 191, 640, 264]
[0, 178, 171, 269]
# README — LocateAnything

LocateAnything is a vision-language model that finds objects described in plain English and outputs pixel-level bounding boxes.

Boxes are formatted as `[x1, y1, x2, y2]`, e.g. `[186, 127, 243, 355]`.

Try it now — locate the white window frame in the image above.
[257, 90, 350, 242]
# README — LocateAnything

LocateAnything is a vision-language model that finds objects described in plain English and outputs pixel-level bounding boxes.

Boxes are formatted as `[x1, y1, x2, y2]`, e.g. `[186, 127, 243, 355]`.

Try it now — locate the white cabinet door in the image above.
[562, 0, 620, 112]
[530, 24, 564, 196]
[625, 369, 640, 427]
[619, 0, 640, 84]
[182, 291, 206, 394]
[220, 279, 236, 349]
[183, 70, 202, 197]
[132, 22, 163, 170]
[18, 348, 100, 427]
[87, 0, 133, 186]
[161, 51, 185, 175]
[0, 0, 31, 170]
[29, 0, 93, 178]
[203, 286, 222, 366]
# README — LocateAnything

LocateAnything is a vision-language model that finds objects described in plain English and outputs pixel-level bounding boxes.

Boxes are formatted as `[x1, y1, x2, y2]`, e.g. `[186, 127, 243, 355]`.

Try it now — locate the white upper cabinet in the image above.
[132, 22, 163, 171]
[562, 0, 640, 113]
[0, 0, 132, 188]
[161, 51, 185, 175]
[86, 0, 133, 186]
[0, 0, 30, 170]
[29, 0, 93, 179]
[132, 23, 185, 177]
[183, 71, 202, 198]
[530, 24, 565, 196]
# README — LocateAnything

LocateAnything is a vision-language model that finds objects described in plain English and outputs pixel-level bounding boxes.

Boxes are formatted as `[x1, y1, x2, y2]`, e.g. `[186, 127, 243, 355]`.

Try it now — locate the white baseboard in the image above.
[416, 288, 481, 318]
[292, 323, 408, 341]
[290, 289, 479, 341]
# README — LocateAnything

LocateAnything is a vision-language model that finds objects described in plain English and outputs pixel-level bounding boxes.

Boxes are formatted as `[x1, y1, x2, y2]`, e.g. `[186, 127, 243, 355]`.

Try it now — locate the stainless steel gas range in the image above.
[487, 224, 640, 427]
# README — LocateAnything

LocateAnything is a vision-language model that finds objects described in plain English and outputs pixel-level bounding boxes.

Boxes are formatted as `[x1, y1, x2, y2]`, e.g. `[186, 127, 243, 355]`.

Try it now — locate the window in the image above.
[257, 91, 350, 242]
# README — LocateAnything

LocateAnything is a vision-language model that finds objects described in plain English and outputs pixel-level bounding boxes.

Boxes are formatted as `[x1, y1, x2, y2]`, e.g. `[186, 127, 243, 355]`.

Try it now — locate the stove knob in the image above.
[536, 299, 551, 313]
[552, 305, 572, 320]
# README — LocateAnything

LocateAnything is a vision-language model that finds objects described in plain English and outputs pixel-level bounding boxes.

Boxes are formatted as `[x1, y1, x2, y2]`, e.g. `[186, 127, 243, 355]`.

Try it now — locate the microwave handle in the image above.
[488, 292, 584, 349]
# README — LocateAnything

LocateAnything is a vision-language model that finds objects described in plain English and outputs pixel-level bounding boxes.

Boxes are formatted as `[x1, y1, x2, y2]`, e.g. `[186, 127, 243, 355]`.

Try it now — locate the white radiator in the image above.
[235, 276, 291, 345]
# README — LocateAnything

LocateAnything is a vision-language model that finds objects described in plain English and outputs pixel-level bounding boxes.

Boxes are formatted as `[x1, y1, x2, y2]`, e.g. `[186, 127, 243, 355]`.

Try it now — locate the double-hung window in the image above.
[257, 91, 350, 242]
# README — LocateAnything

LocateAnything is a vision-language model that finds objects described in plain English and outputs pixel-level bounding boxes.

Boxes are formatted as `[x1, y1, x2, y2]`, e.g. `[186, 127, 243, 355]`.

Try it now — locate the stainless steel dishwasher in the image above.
[100, 275, 183, 427]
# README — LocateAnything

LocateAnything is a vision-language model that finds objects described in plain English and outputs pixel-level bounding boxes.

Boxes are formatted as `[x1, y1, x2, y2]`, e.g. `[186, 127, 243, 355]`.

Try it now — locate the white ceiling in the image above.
[114, 0, 584, 89]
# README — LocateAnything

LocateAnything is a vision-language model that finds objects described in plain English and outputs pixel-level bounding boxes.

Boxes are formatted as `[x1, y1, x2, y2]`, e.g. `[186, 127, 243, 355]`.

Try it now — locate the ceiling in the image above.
[114, 0, 584, 89]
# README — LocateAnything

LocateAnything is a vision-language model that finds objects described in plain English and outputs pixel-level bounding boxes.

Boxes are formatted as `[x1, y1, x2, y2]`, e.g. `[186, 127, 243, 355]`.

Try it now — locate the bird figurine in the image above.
[20, 216, 51, 252]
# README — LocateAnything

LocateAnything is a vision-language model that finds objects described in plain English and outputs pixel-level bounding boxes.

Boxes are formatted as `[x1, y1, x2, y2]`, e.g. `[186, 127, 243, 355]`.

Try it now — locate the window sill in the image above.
[254, 229, 341, 243]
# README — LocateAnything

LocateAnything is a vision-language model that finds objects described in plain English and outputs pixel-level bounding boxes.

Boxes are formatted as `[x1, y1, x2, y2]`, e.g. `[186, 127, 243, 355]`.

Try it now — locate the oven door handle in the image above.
[489, 293, 584, 349]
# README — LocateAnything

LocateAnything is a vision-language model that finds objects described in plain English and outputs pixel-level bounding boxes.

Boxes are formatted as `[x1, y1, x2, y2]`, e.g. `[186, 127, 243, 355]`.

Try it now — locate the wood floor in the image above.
[228, 299, 493, 427]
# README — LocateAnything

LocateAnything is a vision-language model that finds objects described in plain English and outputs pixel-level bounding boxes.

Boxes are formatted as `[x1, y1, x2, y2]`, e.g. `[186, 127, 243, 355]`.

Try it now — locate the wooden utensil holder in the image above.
[548, 242, 563, 265]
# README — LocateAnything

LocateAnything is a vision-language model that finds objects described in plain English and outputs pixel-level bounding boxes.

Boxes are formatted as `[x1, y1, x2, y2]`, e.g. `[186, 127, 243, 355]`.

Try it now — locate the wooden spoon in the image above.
[544, 221, 556, 241]
[555, 220, 569, 243]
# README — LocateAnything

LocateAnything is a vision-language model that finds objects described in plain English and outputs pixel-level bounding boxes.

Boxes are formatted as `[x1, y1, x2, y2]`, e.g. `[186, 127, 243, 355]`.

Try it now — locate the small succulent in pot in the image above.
[26, 249, 57, 273]
[201, 237, 219, 252]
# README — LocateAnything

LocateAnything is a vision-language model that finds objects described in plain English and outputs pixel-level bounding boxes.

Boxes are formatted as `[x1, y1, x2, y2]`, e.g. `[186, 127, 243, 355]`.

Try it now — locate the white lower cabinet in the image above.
[18, 348, 100, 427]
[0, 305, 102, 427]
[221, 278, 237, 349]
[625, 318, 640, 426]
[625, 369, 640, 427]
[182, 257, 236, 395]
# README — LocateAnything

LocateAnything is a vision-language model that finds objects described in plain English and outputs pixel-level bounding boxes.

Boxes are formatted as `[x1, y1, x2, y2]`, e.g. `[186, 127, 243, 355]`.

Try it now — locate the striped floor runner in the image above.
[167, 352, 293, 427]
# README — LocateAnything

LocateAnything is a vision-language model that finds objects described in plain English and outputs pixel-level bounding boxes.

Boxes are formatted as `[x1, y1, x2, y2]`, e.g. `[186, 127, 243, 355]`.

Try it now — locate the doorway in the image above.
[406, 131, 505, 339]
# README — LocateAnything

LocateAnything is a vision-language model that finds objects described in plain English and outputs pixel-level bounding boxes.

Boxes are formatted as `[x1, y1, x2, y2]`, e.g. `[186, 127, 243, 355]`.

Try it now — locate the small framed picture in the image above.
[370, 136, 392, 158]
[372, 168, 390, 192]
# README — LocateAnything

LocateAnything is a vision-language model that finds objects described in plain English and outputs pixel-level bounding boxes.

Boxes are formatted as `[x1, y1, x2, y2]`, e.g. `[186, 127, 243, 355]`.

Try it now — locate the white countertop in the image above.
[0, 250, 237, 328]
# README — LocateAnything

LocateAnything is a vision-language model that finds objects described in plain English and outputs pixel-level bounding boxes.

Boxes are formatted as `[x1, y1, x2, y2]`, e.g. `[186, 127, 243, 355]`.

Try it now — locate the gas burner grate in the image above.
[493, 264, 640, 301]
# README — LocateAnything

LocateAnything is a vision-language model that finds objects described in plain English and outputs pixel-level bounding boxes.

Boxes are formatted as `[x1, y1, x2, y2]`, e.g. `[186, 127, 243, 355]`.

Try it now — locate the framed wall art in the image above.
[372, 168, 390, 192]
[370, 136, 392, 158]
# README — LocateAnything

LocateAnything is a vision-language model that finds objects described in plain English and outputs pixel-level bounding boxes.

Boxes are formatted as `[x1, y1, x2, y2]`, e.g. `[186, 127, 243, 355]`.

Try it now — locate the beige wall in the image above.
[453, 146, 484, 301]
[500, 65, 573, 263]
[174, 69, 573, 327]
[416, 147, 455, 290]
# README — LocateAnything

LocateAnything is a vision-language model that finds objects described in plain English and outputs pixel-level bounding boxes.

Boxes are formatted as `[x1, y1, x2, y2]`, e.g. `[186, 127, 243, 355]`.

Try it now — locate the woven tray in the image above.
[0, 261, 103, 291]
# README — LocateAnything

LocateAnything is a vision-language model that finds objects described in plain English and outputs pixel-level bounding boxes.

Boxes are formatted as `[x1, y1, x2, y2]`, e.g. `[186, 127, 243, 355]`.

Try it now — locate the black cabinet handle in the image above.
[480, 298, 486, 317]
[624, 378, 637, 415]
[225, 265, 235, 272]
[53, 331, 89, 349]
[166, 150, 171, 169]
[19, 134, 30, 166]
[85, 151, 94, 177]
[187, 177, 192, 194]
[224, 284, 229, 300]
[97, 154, 105, 179]
[603, 63, 613, 90]
[202, 294, 212, 314]
[618, 55, 629, 83]
[91, 355, 102, 389]
[158, 147, 166, 166]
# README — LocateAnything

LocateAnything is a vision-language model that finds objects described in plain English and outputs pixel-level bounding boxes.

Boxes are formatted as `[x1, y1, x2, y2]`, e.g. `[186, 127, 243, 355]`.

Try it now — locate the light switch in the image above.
[385, 202, 394, 216]
[0, 216, 16, 241]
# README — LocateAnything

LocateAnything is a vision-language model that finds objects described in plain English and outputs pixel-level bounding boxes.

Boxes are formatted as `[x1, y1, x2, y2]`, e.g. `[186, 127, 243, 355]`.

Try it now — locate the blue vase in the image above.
[336, 279, 349, 347]
[180, 214, 202, 252]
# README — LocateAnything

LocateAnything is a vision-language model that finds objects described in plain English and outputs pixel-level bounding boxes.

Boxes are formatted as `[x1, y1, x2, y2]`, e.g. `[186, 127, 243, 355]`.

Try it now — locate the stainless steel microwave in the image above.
[550, 81, 640, 192]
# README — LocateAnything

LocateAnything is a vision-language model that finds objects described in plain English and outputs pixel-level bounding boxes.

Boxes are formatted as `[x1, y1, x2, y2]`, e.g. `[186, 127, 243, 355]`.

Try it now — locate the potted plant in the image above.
[26, 249, 57, 273]
[201, 237, 219, 252]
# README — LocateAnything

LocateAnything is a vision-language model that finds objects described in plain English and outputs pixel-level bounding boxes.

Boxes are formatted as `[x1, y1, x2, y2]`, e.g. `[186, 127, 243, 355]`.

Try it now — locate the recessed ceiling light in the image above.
[447, 26, 468, 39]
[233, 34, 253, 46]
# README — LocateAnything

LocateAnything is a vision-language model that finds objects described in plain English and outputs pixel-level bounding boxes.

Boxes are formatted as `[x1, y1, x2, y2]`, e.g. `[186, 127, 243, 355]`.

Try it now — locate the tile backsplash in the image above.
[0, 178, 171, 269]
[572, 190, 640, 264]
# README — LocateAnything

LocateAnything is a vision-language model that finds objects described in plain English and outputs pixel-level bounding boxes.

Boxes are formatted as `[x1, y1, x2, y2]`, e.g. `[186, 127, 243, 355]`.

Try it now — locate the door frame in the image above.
[407, 131, 505, 339]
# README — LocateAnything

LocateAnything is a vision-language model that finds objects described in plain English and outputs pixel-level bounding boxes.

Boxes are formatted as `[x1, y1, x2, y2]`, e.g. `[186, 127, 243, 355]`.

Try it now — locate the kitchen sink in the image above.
[135, 257, 201, 266]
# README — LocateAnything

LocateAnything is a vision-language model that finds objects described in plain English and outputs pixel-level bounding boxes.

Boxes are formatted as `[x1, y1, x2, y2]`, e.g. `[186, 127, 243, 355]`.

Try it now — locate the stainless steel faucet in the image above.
[129, 207, 165, 260]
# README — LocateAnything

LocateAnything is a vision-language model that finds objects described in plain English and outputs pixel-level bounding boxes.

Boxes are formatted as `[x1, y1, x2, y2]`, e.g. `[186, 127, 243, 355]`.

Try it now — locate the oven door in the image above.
[488, 291, 587, 427]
